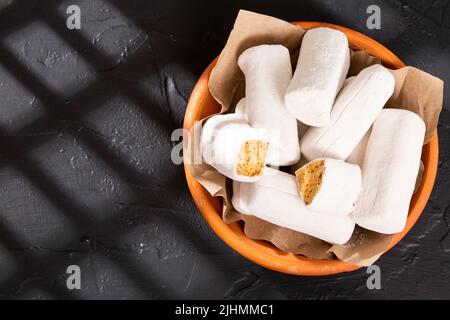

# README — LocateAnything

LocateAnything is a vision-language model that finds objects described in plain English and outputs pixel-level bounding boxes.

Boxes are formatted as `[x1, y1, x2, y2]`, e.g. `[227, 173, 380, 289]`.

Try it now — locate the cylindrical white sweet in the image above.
[300, 64, 395, 161]
[238, 45, 300, 166]
[350, 109, 425, 234]
[232, 167, 355, 244]
[336, 74, 370, 168]
[296, 158, 361, 216]
[346, 128, 371, 167]
[201, 113, 269, 182]
[284, 27, 350, 126]
[234, 97, 247, 120]
[342, 76, 355, 88]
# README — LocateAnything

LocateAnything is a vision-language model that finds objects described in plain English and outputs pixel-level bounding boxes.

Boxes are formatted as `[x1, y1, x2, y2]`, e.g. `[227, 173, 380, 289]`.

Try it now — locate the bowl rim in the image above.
[183, 21, 439, 276]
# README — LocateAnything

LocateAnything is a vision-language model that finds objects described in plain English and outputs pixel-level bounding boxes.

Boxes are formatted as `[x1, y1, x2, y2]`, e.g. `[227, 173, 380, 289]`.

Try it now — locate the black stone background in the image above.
[0, 0, 448, 299]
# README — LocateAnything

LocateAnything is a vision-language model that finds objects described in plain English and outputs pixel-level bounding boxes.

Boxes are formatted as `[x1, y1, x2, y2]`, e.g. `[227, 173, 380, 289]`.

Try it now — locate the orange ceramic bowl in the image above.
[183, 22, 439, 275]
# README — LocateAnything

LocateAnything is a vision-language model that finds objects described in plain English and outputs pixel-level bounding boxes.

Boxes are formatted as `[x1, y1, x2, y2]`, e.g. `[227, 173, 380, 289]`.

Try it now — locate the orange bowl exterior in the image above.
[183, 22, 439, 275]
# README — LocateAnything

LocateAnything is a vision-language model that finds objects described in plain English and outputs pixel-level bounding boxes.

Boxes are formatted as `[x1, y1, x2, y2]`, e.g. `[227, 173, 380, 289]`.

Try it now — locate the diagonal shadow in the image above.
[0, 0, 39, 37]
[1, 0, 239, 298]
[0, 42, 174, 184]
[0, 220, 80, 299]
[0, 124, 177, 298]
[0, 0, 400, 299]
[0, 0, 367, 300]
[0, 121, 234, 297]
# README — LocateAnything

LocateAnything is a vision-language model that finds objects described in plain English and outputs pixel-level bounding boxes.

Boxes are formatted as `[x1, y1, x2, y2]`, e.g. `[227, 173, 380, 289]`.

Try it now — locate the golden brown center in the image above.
[295, 159, 325, 205]
[235, 140, 269, 177]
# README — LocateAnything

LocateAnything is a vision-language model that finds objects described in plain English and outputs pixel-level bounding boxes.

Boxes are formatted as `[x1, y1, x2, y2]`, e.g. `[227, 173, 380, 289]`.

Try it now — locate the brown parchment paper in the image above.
[187, 10, 444, 267]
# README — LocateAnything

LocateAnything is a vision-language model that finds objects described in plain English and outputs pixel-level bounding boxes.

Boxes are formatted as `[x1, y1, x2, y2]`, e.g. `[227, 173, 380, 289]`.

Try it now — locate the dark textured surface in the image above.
[0, 0, 448, 299]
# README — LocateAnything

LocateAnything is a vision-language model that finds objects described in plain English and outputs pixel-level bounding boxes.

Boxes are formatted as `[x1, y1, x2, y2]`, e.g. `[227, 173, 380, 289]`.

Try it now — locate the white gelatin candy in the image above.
[232, 167, 355, 244]
[295, 158, 361, 216]
[234, 97, 247, 120]
[285, 27, 350, 126]
[351, 109, 425, 234]
[201, 113, 269, 182]
[346, 128, 371, 167]
[300, 64, 395, 161]
[238, 45, 300, 166]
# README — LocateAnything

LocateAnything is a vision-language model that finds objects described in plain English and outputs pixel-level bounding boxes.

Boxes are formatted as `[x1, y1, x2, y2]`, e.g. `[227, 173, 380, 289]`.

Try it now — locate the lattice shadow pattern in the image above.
[0, 0, 208, 299]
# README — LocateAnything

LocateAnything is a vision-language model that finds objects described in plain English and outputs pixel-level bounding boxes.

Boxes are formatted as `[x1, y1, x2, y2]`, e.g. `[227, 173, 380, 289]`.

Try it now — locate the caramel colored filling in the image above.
[235, 140, 269, 177]
[295, 159, 325, 205]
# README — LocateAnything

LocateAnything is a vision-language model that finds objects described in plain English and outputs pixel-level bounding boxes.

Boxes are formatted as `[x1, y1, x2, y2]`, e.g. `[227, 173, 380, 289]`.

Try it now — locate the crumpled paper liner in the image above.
[387, 67, 443, 143]
[187, 10, 443, 267]
[209, 10, 305, 113]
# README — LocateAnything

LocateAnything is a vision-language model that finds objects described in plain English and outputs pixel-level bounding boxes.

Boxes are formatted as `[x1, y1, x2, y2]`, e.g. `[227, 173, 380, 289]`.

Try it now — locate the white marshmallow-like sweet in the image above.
[238, 45, 300, 166]
[234, 97, 247, 120]
[346, 128, 371, 167]
[201, 113, 269, 182]
[295, 158, 361, 216]
[351, 109, 425, 234]
[284, 27, 350, 126]
[342, 76, 355, 88]
[300, 64, 395, 161]
[232, 167, 355, 244]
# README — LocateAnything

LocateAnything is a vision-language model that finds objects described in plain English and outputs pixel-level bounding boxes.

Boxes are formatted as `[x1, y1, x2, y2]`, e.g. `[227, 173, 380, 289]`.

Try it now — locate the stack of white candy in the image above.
[200, 27, 425, 245]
